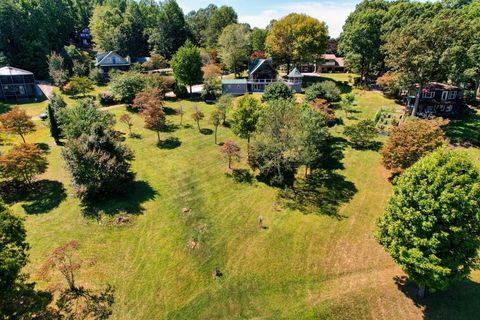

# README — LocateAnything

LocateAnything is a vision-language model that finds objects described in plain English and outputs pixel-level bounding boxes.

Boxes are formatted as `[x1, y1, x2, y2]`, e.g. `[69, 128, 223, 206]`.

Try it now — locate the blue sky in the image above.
[176, 0, 360, 37]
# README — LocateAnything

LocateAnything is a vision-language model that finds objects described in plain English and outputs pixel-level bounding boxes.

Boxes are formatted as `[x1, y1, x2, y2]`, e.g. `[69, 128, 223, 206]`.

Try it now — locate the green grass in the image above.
[2, 75, 480, 319]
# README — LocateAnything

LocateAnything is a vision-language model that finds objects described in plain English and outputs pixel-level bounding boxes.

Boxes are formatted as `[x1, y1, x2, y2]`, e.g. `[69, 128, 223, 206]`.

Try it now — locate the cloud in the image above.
[239, 2, 355, 37]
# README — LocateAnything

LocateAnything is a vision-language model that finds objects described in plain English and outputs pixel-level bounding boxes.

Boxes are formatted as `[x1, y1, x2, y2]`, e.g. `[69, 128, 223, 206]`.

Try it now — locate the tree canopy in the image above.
[171, 40, 203, 94]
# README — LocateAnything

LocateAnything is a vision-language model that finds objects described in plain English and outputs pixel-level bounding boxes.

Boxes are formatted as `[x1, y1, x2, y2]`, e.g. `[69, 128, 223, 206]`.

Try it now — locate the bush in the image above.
[201, 77, 220, 101]
[310, 99, 338, 127]
[173, 83, 188, 99]
[142, 54, 168, 70]
[304, 81, 341, 102]
[344, 120, 378, 149]
[145, 74, 167, 98]
[98, 91, 116, 106]
[380, 119, 446, 173]
[110, 71, 146, 104]
[261, 82, 294, 102]
[89, 68, 104, 85]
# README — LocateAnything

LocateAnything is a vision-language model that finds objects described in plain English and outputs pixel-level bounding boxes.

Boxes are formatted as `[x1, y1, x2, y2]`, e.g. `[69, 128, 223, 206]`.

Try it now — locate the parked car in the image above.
[39, 112, 48, 120]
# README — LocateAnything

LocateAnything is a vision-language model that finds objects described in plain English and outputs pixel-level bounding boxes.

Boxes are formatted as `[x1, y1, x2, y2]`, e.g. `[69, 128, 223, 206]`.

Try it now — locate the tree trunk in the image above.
[412, 84, 422, 117]
[418, 283, 426, 299]
[475, 76, 480, 102]
[197, 121, 201, 132]
[228, 156, 231, 169]
[214, 127, 217, 144]
[304, 166, 308, 178]
[19, 133, 25, 143]
[233, 58, 237, 78]
[157, 130, 160, 143]
[180, 115, 183, 126]
[189, 84, 193, 96]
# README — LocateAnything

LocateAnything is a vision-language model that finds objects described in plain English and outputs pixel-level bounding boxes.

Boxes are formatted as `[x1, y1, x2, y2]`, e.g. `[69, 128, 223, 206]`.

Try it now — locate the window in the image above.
[441, 91, 448, 100]
[448, 91, 457, 100]
[422, 92, 434, 98]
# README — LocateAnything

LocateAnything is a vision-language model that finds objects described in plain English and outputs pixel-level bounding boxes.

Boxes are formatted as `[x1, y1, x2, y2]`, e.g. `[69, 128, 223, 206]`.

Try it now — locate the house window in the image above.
[448, 91, 457, 100]
[441, 91, 448, 100]
[111, 57, 116, 64]
[422, 92, 434, 98]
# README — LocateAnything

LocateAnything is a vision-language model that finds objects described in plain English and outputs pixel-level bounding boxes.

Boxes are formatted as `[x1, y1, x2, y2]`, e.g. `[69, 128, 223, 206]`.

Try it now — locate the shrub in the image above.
[310, 99, 338, 127]
[142, 54, 168, 70]
[173, 83, 188, 99]
[201, 77, 220, 101]
[380, 119, 446, 173]
[110, 71, 146, 104]
[344, 120, 378, 149]
[261, 82, 294, 102]
[98, 91, 116, 106]
[304, 81, 341, 102]
[145, 74, 167, 98]
[202, 64, 222, 79]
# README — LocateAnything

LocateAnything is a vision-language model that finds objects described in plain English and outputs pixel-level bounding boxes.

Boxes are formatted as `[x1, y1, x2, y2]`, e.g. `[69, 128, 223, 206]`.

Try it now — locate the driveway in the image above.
[36, 81, 54, 99]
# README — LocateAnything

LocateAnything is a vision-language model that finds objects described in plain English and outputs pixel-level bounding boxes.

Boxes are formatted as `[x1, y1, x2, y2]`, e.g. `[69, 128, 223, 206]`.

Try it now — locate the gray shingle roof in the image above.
[221, 79, 247, 85]
[0, 66, 33, 76]
[288, 68, 303, 78]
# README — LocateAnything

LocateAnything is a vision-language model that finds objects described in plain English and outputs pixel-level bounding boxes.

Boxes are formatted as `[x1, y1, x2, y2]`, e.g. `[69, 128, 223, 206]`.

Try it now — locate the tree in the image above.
[381, 120, 446, 174]
[48, 52, 69, 89]
[216, 94, 233, 125]
[171, 40, 203, 95]
[344, 120, 377, 149]
[143, 53, 169, 71]
[62, 125, 135, 201]
[132, 88, 163, 112]
[217, 24, 251, 76]
[66, 76, 95, 97]
[304, 81, 341, 102]
[0, 107, 36, 143]
[120, 113, 134, 136]
[231, 95, 260, 147]
[248, 99, 300, 186]
[186, 4, 219, 47]
[176, 106, 185, 126]
[57, 99, 115, 140]
[110, 71, 146, 104]
[39, 240, 115, 318]
[191, 106, 205, 132]
[210, 109, 222, 144]
[338, 0, 389, 81]
[0, 143, 48, 187]
[90, 4, 126, 54]
[266, 13, 328, 73]
[251, 27, 268, 52]
[201, 77, 220, 101]
[377, 149, 480, 297]
[204, 5, 238, 49]
[220, 140, 241, 169]
[142, 104, 166, 143]
[340, 93, 356, 117]
[47, 93, 66, 144]
[148, 0, 190, 58]
[261, 82, 294, 102]
[298, 104, 331, 177]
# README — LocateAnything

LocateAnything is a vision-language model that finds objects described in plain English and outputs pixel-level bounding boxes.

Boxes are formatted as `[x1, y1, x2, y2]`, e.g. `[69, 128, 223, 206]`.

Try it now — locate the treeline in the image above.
[0, 0, 331, 79]
[339, 0, 480, 96]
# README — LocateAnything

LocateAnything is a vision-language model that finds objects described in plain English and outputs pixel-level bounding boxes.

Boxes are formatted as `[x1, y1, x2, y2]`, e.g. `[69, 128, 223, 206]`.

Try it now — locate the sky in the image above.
[176, 0, 360, 38]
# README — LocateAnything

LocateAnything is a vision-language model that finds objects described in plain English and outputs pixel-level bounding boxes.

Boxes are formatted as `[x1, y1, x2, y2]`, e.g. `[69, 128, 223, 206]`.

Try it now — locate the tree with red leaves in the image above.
[0, 143, 48, 187]
[220, 140, 241, 169]
[0, 108, 35, 143]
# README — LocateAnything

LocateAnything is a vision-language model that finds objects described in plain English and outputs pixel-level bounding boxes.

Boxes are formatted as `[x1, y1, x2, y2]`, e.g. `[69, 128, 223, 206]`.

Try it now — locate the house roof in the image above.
[0, 66, 33, 76]
[248, 59, 275, 75]
[95, 51, 130, 67]
[322, 54, 337, 60]
[288, 68, 303, 78]
[320, 54, 345, 67]
[221, 79, 247, 85]
[423, 82, 460, 91]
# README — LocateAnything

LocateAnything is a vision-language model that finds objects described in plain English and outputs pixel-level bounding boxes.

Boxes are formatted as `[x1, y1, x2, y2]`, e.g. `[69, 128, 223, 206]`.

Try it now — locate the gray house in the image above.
[222, 59, 303, 95]
[95, 51, 131, 80]
[0, 66, 36, 100]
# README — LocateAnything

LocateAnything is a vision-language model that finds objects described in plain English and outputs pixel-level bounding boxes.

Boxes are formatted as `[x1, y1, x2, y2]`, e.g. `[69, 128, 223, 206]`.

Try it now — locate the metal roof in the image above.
[0, 66, 33, 76]
[288, 68, 303, 78]
[221, 79, 247, 85]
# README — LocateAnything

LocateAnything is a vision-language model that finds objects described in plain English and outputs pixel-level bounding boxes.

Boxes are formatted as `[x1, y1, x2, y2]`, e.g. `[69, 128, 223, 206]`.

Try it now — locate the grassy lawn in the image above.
[2, 74, 480, 319]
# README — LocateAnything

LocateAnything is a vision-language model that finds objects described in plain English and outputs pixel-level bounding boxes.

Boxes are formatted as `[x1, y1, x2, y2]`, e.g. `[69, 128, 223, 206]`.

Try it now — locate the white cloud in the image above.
[239, 2, 355, 38]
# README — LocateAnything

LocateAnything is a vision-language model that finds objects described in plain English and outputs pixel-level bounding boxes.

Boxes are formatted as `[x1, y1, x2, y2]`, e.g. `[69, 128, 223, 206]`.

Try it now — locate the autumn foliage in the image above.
[0, 143, 48, 186]
[0, 108, 36, 143]
[381, 119, 446, 174]
[220, 140, 241, 169]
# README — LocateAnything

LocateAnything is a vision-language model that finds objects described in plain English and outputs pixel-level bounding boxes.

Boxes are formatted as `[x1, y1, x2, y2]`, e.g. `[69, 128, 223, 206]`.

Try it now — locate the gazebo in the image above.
[286, 68, 303, 92]
[0, 66, 36, 100]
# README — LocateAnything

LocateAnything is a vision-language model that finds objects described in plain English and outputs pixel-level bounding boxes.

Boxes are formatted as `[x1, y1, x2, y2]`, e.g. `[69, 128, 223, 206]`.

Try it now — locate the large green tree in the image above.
[171, 40, 203, 95]
[231, 95, 260, 147]
[377, 149, 480, 297]
[217, 24, 251, 76]
[204, 5, 238, 49]
[266, 13, 329, 73]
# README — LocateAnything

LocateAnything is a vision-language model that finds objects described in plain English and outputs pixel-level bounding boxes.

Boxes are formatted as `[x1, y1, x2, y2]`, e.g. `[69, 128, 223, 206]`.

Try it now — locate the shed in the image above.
[221, 79, 248, 95]
[0, 66, 36, 100]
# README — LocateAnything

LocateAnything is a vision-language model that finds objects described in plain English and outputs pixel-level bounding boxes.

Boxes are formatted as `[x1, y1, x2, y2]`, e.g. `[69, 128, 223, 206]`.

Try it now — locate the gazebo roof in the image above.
[0, 66, 33, 76]
[288, 68, 303, 78]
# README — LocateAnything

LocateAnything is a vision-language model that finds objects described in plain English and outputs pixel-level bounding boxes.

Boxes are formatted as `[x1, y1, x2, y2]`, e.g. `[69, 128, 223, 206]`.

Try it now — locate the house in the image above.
[402, 82, 468, 117]
[318, 54, 345, 73]
[95, 51, 131, 80]
[0, 66, 37, 100]
[78, 27, 91, 48]
[221, 59, 303, 95]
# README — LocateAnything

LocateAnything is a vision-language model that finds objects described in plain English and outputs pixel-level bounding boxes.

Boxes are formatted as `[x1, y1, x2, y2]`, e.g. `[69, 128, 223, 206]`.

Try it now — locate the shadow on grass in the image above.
[164, 106, 177, 115]
[200, 128, 213, 135]
[394, 275, 480, 320]
[35, 142, 50, 153]
[160, 123, 179, 133]
[129, 132, 142, 139]
[0, 180, 67, 214]
[350, 140, 383, 151]
[442, 112, 480, 146]
[280, 169, 356, 219]
[0, 102, 12, 114]
[157, 137, 181, 149]
[82, 180, 157, 218]
[225, 168, 254, 184]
